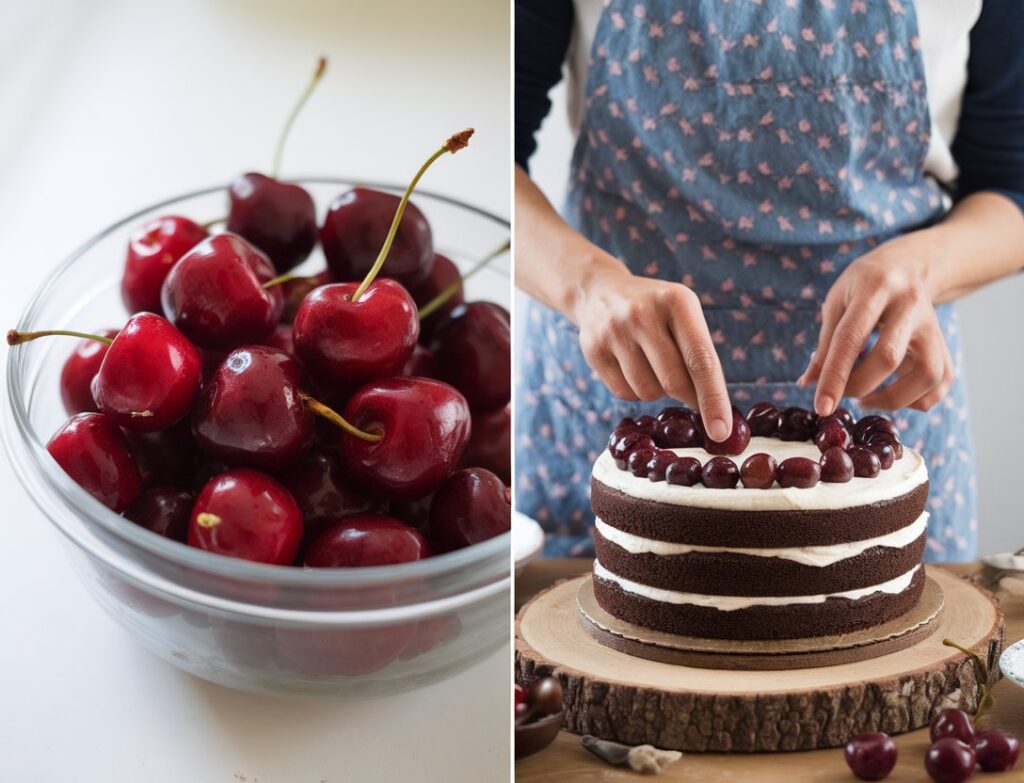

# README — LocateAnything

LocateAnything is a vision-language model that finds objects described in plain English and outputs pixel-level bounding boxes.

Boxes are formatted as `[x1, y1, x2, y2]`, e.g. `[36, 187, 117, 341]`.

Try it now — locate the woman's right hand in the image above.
[571, 263, 734, 442]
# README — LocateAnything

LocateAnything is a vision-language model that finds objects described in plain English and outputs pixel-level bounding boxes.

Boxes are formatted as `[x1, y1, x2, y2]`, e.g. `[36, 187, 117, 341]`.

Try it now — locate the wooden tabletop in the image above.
[515, 559, 1024, 782]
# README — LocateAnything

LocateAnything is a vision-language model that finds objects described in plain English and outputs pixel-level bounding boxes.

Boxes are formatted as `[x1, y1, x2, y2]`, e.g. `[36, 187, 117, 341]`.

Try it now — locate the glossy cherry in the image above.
[227, 173, 317, 273]
[702, 456, 739, 488]
[666, 456, 702, 486]
[304, 514, 432, 567]
[340, 377, 471, 501]
[844, 732, 898, 781]
[849, 446, 882, 478]
[776, 456, 821, 488]
[279, 448, 379, 538]
[869, 441, 896, 470]
[263, 323, 295, 357]
[646, 450, 677, 482]
[778, 406, 817, 441]
[820, 446, 855, 483]
[125, 421, 199, 488]
[655, 415, 702, 448]
[930, 709, 974, 744]
[188, 468, 302, 565]
[740, 453, 777, 489]
[428, 468, 510, 551]
[815, 419, 852, 452]
[124, 487, 194, 542]
[121, 216, 208, 315]
[59, 328, 118, 415]
[746, 401, 781, 437]
[47, 412, 141, 511]
[703, 406, 750, 456]
[462, 402, 511, 485]
[627, 448, 655, 477]
[403, 343, 438, 378]
[430, 301, 510, 412]
[192, 346, 313, 470]
[924, 738, 976, 783]
[409, 252, 463, 340]
[973, 730, 1019, 772]
[161, 233, 284, 350]
[866, 432, 904, 459]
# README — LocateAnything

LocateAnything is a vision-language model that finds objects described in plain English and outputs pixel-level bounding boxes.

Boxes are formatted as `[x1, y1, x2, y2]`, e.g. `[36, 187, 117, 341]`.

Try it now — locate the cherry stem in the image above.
[351, 128, 475, 303]
[7, 329, 113, 347]
[263, 272, 304, 290]
[195, 513, 222, 529]
[202, 216, 227, 231]
[418, 238, 510, 320]
[272, 56, 327, 179]
[300, 392, 383, 443]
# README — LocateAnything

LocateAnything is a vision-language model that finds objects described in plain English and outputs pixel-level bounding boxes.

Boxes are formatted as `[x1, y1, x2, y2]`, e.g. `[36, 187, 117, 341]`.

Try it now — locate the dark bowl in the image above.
[515, 711, 564, 759]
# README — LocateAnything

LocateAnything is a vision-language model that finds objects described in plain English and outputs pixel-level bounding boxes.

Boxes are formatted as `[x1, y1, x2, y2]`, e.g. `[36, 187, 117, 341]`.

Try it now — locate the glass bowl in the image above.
[2, 178, 511, 697]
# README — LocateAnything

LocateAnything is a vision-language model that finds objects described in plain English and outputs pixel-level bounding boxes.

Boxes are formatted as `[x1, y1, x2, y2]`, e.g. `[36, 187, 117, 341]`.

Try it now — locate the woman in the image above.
[515, 0, 1024, 557]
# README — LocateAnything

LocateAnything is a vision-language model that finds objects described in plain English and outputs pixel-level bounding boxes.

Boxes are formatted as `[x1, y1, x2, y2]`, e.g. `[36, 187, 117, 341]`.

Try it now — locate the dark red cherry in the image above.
[924, 738, 976, 783]
[740, 453, 777, 489]
[834, 406, 855, 429]
[280, 269, 331, 324]
[192, 346, 313, 471]
[778, 407, 817, 441]
[279, 448, 378, 530]
[430, 301, 510, 412]
[304, 514, 432, 567]
[627, 448, 656, 477]
[666, 456, 702, 486]
[462, 403, 511, 485]
[124, 487, 194, 542]
[866, 432, 903, 459]
[610, 430, 655, 467]
[428, 467, 510, 551]
[124, 421, 199, 488]
[634, 415, 658, 436]
[657, 406, 693, 423]
[321, 187, 433, 287]
[868, 441, 896, 470]
[820, 446, 855, 483]
[702, 456, 739, 488]
[655, 416, 702, 448]
[703, 406, 750, 456]
[47, 412, 141, 511]
[849, 446, 882, 478]
[121, 216, 208, 315]
[930, 709, 974, 744]
[188, 468, 302, 565]
[776, 456, 821, 488]
[854, 415, 898, 443]
[263, 323, 295, 357]
[646, 450, 677, 482]
[60, 329, 118, 415]
[844, 732, 897, 781]
[227, 173, 317, 273]
[409, 252, 463, 341]
[293, 280, 419, 388]
[746, 402, 781, 437]
[973, 730, 1019, 772]
[815, 419, 852, 452]
[403, 343, 438, 378]
[161, 233, 284, 350]
[615, 416, 638, 430]
[340, 377, 471, 501]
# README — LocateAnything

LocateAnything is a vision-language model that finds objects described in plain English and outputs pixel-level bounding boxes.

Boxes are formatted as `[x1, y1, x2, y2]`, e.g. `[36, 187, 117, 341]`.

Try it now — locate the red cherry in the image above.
[124, 487, 194, 542]
[60, 329, 118, 415]
[844, 732, 898, 781]
[740, 452, 777, 489]
[398, 613, 462, 661]
[188, 468, 302, 565]
[280, 269, 331, 324]
[227, 173, 317, 273]
[341, 377, 471, 501]
[192, 346, 313, 471]
[161, 233, 284, 350]
[124, 421, 199, 488]
[402, 343, 439, 378]
[973, 730, 1020, 772]
[746, 401, 781, 437]
[702, 456, 739, 488]
[924, 738, 976, 783]
[408, 253, 463, 341]
[121, 216, 208, 315]
[47, 412, 141, 511]
[776, 456, 821, 488]
[849, 446, 882, 478]
[430, 301, 510, 412]
[820, 446, 855, 483]
[428, 468, 510, 551]
[303, 514, 432, 567]
[279, 448, 380, 541]
[646, 450, 677, 482]
[815, 419, 852, 452]
[703, 406, 751, 456]
[462, 403, 511, 484]
[930, 709, 974, 744]
[263, 323, 295, 358]
[666, 456, 702, 486]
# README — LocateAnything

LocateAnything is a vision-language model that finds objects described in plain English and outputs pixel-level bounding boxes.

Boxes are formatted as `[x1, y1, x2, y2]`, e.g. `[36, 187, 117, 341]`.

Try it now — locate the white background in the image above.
[0, 1, 510, 781]
[518, 80, 1024, 558]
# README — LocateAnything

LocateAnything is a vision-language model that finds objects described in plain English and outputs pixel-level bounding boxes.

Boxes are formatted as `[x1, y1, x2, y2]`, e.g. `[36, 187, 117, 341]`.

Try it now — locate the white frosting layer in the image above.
[594, 437, 927, 511]
[595, 513, 929, 567]
[594, 562, 921, 611]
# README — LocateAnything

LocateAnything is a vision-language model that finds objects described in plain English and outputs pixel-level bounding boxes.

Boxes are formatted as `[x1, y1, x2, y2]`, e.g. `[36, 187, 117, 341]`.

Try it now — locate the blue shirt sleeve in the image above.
[515, 0, 574, 171]
[951, 0, 1024, 214]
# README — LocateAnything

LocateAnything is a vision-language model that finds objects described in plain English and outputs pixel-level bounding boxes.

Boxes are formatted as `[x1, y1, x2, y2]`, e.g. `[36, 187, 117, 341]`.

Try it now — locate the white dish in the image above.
[1000, 638, 1024, 689]
[513, 512, 545, 573]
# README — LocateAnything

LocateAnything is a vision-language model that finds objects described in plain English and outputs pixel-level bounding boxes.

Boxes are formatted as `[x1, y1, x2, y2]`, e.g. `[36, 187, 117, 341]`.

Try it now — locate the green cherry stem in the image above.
[350, 128, 475, 303]
[418, 238, 510, 320]
[7, 329, 113, 347]
[263, 271, 304, 290]
[300, 392, 383, 443]
[272, 56, 328, 179]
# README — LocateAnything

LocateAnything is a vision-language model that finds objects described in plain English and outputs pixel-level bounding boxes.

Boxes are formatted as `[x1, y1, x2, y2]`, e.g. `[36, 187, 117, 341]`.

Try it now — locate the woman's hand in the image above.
[571, 264, 734, 442]
[799, 232, 954, 415]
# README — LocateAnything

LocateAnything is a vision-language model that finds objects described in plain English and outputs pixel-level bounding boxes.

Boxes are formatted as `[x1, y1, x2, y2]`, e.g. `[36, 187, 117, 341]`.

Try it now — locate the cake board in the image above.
[515, 566, 1004, 753]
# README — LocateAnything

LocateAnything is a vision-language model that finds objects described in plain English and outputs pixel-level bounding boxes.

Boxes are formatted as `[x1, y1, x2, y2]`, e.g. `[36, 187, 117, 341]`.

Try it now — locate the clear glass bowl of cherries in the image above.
[1, 84, 511, 697]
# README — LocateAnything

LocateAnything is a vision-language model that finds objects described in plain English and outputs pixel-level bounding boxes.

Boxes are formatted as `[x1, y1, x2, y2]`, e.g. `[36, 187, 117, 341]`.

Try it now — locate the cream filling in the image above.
[595, 513, 928, 567]
[593, 437, 927, 511]
[593, 561, 921, 611]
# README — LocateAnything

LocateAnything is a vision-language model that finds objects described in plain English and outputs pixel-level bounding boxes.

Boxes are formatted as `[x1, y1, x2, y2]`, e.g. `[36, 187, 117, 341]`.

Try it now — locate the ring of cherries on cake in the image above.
[608, 401, 904, 490]
[7, 63, 511, 570]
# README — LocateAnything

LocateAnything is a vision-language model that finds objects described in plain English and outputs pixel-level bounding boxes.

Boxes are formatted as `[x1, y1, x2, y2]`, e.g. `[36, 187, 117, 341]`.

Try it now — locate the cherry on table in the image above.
[973, 729, 1019, 772]
[47, 412, 141, 512]
[428, 467, 510, 551]
[820, 446, 854, 483]
[930, 709, 975, 744]
[844, 732, 898, 781]
[666, 456, 702, 486]
[462, 402, 511, 485]
[703, 406, 750, 456]
[303, 514, 432, 567]
[60, 328, 118, 415]
[124, 487, 194, 542]
[430, 300, 510, 413]
[702, 456, 739, 488]
[776, 456, 821, 488]
[740, 453, 776, 489]
[924, 737, 976, 783]
[121, 215, 208, 315]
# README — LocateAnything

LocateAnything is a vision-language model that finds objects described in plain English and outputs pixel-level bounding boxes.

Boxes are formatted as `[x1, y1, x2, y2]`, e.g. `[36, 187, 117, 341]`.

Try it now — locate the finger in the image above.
[844, 310, 912, 399]
[859, 341, 945, 411]
[909, 342, 955, 412]
[614, 340, 665, 402]
[667, 296, 731, 441]
[639, 328, 698, 407]
[799, 296, 841, 387]
[813, 293, 886, 416]
[582, 341, 637, 401]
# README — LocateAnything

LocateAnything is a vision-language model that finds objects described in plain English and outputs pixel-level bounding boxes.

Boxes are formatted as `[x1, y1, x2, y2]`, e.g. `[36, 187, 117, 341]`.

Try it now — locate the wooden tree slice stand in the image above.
[515, 567, 1004, 752]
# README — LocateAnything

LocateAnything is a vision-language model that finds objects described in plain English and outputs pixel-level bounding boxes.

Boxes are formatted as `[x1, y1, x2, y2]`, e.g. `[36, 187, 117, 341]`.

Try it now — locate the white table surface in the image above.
[0, 1, 511, 780]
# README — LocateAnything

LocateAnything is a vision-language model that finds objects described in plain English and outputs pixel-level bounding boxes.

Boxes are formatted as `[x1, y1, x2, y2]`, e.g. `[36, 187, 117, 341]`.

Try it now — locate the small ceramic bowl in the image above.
[513, 511, 545, 575]
[515, 711, 564, 759]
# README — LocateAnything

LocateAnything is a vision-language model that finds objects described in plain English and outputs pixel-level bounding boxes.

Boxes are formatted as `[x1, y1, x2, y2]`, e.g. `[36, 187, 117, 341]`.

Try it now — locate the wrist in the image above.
[563, 243, 631, 324]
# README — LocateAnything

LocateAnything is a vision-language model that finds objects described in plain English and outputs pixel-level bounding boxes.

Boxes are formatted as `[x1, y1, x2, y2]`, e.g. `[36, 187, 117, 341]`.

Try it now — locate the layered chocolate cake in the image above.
[592, 404, 929, 640]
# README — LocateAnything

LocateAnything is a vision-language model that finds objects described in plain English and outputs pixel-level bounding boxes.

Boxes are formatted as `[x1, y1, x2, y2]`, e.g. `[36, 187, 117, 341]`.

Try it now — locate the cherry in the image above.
[778, 406, 817, 441]
[655, 416, 702, 448]
[523, 677, 563, 722]
[515, 684, 526, 710]
[924, 738, 976, 783]
[634, 414, 659, 436]
[161, 233, 284, 350]
[60, 328, 118, 415]
[263, 323, 295, 357]
[340, 377, 471, 501]
[428, 467, 510, 551]
[666, 456, 702, 486]
[834, 406, 855, 429]
[279, 269, 331, 324]
[657, 406, 692, 422]
[973, 730, 1019, 772]
[403, 343, 438, 378]
[47, 412, 141, 511]
[869, 441, 896, 470]
[703, 406, 750, 456]
[192, 346, 313, 471]
[815, 419, 852, 452]
[303, 514, 432, 567]
[279, 448, 378, 529]
[745, 401, 781, 437]
[646, 450, 677, 482]
[866, 432, 904, 459]
[854, 415, 899, 443]
[430, 301, 510, 412]
[125, 421, 199, 488]
[124, 487, 194, 542]
[121, 216, 208, 315]
[930, 709, 975, 744]
[188, 468, 302, 565]
[849, 446, 882, 478]
[409, 253, 463, 340]
[776, 456, 821, 488]
[740, 453, 777, 489]
[702, 456, 739, 488]
[844, 732, 898, 781]
[628, 448, 656, 477]
[462, 402, 511, 485]
[820, 446, 855, 483]
[610, 429, 654, 467]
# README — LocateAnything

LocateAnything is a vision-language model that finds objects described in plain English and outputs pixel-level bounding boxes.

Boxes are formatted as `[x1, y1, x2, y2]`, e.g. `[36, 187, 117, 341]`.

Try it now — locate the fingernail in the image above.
[817, 395, 835, 416]
[708, 418, 730, 442]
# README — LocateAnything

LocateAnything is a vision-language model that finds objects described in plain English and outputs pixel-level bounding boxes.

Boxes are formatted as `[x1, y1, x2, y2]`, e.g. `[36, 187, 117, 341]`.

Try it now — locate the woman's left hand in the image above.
[799, 231, 954, 416]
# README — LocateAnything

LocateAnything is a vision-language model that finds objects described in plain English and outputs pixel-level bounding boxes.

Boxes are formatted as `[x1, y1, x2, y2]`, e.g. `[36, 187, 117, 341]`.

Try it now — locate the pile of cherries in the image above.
[515, 677, 563, 724]
[607, 400, 905, 490]
[845, 709, 1019, 781]
[10, 66, 511, 570]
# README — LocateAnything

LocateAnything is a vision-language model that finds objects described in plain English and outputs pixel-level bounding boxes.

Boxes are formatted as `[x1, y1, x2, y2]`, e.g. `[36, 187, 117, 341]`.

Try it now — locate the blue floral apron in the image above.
[517, 0, 977, 561]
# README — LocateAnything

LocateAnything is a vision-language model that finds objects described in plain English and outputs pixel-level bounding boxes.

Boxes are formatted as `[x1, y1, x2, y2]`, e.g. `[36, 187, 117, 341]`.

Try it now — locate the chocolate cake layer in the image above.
[592, 566, 926, 640]
[594, 528, 927, 597]
[591, 477, 929, 548]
